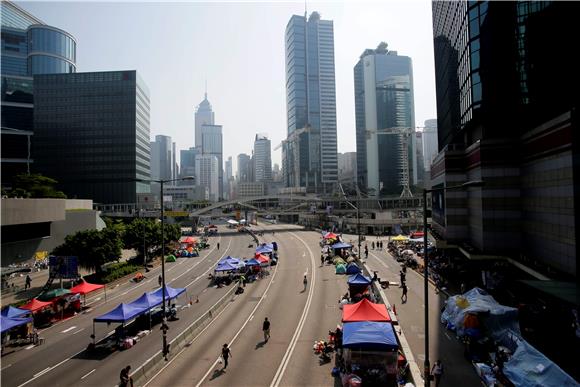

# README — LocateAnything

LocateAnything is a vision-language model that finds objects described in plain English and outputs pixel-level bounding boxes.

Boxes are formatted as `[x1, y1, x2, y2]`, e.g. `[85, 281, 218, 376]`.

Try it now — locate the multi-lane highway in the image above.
[2, 224, 350, 387]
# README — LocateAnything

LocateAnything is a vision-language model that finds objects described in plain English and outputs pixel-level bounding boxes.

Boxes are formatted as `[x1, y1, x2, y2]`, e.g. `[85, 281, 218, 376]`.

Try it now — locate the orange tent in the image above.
[20, 298, 53, 313]
[342, 298, 391, 322]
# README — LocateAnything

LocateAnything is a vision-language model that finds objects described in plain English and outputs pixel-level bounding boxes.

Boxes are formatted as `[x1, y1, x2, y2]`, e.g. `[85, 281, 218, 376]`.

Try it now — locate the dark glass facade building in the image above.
[1, 0, 76, 187]
[33, 71, 150, 204]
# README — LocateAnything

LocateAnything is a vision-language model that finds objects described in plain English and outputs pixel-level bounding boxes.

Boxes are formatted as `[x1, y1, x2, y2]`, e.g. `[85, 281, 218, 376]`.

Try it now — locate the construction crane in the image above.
[366, 126, 426, 198]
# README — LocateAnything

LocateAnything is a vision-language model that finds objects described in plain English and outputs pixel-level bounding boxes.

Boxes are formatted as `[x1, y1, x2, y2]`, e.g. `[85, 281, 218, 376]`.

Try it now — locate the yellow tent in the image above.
[392, 235, 409, 241]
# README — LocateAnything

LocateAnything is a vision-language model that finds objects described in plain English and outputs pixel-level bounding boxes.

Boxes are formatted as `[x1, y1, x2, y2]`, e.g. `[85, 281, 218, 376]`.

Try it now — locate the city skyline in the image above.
[15, 0, 437, 171]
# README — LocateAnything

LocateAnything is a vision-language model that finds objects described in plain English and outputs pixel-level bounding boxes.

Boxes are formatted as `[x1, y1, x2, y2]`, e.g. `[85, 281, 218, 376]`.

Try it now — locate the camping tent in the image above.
[347, 273, 372, 285]
[343, 321, 398, 350]
[20, 298, 53, 313]
[1, 306, 30, 318]
[342, 299, 391, 322]
[332, 242, 353, 249]
[180, 236, 197, 244]
[392, 235, 409, 242]
[93, 303, 147, 323]
[333, 257, 346, 266]
[1, 315, 32, 333]
[335, 264, 347, 274]
[346, 263, 361, 275]
[69, 280, 104, 296]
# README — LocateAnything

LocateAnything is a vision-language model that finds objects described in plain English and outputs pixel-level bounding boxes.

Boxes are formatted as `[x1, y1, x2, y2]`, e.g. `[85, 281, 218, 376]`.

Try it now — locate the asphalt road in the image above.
[143, 225, 347, 387]
[1, 225, 262, 387]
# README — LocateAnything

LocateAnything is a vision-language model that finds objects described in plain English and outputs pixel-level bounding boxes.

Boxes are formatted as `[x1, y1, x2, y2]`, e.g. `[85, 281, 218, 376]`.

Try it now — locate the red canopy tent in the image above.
[323, 232, 338, 240]
[342, 298, 391, 322]
[410, 231, 425, 238]
[255, 253, 270, 264]
[20, 298, 53, 313]
[70, 280, 104, 295]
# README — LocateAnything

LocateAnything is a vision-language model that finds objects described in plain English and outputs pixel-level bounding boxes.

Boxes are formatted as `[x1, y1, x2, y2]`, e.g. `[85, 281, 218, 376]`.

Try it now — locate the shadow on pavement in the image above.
[255, 341, 266, 350]
[209, 368, 226, 380]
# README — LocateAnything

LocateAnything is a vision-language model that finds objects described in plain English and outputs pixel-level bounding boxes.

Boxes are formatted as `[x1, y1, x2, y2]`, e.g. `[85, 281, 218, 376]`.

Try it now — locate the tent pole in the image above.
[104, 286, 107, 303]
[92, 322, 95, 344]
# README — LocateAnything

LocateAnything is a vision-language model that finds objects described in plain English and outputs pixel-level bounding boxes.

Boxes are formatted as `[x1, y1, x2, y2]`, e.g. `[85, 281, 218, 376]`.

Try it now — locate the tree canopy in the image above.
[123, 218, 180, 260]
[2, 173, 66, 198]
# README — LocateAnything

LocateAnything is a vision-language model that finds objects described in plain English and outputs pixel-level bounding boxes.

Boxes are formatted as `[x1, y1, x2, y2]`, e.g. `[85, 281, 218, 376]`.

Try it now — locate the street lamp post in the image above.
[422, 180, 483, 386]
[138, 176, 194, 360]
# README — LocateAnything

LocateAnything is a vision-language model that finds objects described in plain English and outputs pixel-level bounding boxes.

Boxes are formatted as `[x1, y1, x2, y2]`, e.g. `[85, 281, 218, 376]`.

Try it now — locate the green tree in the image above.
[6, 173, 66, 198]
[123, 218, 180, 260]
[52, 228, 123, 273]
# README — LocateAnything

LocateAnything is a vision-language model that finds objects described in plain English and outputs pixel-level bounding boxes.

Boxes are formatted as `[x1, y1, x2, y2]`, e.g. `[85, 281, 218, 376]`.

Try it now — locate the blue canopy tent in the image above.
[343, 321, 398, 351]
[244, 258, 261, 266]
[332, 242, 353, 250]
[149, 285, 186, 300]
[346, 263, 361, 275]
[219, 256, 241, 265]
[1, 315, 33, 333]
[131, 292, 162, 310]
[215, 261, 241, 272]
[93, 303, 147, 323]
[256, 244, 274, 254]
[1, 306, 30, 318]
[347, 273, 372, 285]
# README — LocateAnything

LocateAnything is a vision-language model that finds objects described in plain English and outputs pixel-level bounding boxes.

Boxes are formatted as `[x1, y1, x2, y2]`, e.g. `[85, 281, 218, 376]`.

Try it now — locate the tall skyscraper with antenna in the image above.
[194, 85, 215, 148]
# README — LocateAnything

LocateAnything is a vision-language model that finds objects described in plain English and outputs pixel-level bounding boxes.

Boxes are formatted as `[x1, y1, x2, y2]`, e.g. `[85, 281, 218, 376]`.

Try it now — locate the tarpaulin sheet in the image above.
[343, 321, 398, 350]
[1, 315, 32, 333]
[441, 287, 520, 339]
[332, 242, 353, 249]
[503, 337, 578, 387]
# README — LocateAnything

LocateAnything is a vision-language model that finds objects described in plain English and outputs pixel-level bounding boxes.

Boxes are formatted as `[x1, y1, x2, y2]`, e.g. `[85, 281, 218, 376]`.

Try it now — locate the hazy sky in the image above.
[17, 0, 436, 172]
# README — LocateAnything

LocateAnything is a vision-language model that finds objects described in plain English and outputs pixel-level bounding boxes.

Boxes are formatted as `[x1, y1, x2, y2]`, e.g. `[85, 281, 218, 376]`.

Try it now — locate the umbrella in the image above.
[38, 288, 71, 301]
[392, 235, 408, 241]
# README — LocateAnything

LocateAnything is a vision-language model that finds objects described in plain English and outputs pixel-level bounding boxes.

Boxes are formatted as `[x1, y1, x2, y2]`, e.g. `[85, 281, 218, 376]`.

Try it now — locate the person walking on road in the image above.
[158, 275, 162, 287]
[401, 283, 408, 304]
[221, 343, 232, 369]
[399, 270, 406, 287]
[119, 365, 133, 387]
[431, 360, 444, 387]
[262, 317, 271, 342]
[25, 275, 31, 290]
[217, 242, 220, 250]
[303, 274, 308, 291]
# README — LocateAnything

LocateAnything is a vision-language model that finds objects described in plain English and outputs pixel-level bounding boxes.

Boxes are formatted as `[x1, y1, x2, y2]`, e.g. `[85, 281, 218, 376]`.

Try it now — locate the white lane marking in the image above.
[1, 364, 12, 371]
[61, 326, 76, 333]
[108, 330, 115, 336]
[249, 315, 254, 321]
[193, 262, 280, 387]
[270, 231, 316, 387]
[72, 328, 85, 335]
[94, 297, 101, 302]
[444, 332, 451, 340]
[25, 345, 35, 350]
[33, 368, 51, 378]
[80, 369, 96, 380]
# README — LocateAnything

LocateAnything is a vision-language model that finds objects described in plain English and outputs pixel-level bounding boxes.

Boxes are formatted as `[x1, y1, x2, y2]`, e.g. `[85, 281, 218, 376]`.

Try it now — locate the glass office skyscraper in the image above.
[283, 11, 337, 192]
[354, 44, 416, 196]
[1, 0, 76, 187]
[33, 71, 150, 204]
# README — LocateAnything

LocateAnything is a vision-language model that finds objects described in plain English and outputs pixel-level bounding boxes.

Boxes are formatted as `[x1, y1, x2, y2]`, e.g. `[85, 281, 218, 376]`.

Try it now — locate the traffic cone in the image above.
[392, 304, 397, 316]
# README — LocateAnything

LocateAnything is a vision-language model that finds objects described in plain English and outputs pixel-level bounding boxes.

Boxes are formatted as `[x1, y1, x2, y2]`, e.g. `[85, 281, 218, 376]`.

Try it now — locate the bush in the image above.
[83, 262, 142, 284]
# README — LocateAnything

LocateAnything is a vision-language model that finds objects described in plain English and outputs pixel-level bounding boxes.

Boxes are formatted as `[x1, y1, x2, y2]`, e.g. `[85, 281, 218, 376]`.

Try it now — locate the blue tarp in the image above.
[1, 306, 30, 318]
[244, 258, 261, 266]
[343, 321, 398, 350]
[219, 256, 241, 264]
[150, 285, 186, 300]
[347, 273, 372, 285]
[0, 315, 32, 333]
[93, 303, 147, 323]
[256, 244, 274, 254]
[503, 336, 578, 387]
[332, 242, 353, 249]
[346, 263, 361, 275]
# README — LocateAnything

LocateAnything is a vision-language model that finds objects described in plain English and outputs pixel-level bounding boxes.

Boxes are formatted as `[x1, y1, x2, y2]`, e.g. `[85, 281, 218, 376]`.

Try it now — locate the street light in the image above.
[137, 175, 194, 360]
[338, 183, 362, 259]
[422, 180, 483, 386]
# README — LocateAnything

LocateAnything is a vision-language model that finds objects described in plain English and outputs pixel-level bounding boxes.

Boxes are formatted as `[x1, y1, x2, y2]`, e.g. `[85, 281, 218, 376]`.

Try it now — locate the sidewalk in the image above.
[342, 233, 482, 386]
